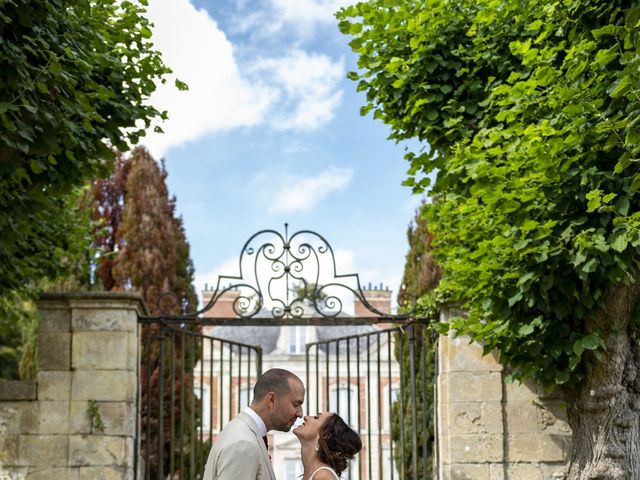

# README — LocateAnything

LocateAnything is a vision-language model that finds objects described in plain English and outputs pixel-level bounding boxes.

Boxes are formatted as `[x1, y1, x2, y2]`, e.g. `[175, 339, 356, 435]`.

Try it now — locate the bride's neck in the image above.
[301, 441, 324, 480]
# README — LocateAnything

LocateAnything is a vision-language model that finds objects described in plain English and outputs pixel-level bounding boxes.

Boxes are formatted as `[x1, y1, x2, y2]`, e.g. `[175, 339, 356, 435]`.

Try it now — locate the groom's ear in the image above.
[265, 391, 276, 408]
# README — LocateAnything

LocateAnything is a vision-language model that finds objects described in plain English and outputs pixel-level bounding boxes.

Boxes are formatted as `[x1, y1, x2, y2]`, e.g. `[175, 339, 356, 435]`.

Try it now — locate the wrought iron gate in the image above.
[138, 225, 433, 480]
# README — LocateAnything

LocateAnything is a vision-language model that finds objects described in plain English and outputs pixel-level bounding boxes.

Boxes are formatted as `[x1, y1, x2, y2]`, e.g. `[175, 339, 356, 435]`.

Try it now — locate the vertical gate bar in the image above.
[238, 346, 243, 412]
[366, 335, 372, 480]
[257, 345, 262, 376]
[190, 333, 196, 479]
[388, 330, 394, 480]
[228, 340, 233, 420]
[199, 334, 205, 478]
[398, 328, 406, 480]
[408, 324, 418, 480]
[247, 346, 251, 409]
[157, 325, 165, 480]
[219, 339, 224, 432]
[180, 331, 185, 476]
[145, 326, 152, 480]
[335, 339, 340, 416]
[377, 333, 383, 480]
[170, 331, 176, 478]
[346, 336, 351, 426]
[303, 344, 311, 415]
[315, 345, 319, 416]
[209, 338, 213, 442]
[325, 341, 329, 411]
[421, 326, 428, 480]
[356, 334, 361, 480]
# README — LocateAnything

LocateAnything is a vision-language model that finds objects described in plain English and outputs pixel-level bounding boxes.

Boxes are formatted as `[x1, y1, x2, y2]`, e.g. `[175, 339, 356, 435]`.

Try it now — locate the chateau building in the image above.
[196, 284, 401, 480]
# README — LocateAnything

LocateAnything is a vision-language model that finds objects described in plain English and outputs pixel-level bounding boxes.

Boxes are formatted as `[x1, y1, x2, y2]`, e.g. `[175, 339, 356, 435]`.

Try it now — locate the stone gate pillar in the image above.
[0, 292, 145, 480]
[436, 308, 570, 480]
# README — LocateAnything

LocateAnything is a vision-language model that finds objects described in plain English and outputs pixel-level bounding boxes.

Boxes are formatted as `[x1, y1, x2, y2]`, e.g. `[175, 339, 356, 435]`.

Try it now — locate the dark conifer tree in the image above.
[392, 204, 441, 480]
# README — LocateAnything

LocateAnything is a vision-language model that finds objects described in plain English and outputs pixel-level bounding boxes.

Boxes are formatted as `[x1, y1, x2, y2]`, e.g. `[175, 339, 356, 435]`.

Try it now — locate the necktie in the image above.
[262, 435, 269, 450]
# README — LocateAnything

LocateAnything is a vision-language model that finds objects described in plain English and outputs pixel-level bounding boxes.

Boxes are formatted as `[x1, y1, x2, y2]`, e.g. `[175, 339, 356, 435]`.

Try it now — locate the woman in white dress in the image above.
[293, 412, 362, 480]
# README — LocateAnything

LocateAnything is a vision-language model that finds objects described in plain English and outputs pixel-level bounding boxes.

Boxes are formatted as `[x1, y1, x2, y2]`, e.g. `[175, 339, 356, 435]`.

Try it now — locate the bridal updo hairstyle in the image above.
[317, 414, 362, 476]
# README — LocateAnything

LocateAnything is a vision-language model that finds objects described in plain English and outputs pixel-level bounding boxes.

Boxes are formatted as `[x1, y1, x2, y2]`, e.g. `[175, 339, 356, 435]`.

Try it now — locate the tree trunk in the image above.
[564, 282, 640, 480]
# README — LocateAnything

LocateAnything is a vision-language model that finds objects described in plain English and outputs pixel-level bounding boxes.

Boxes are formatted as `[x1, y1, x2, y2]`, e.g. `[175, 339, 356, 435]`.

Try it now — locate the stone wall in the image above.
[436, 309, 571, 480]
[0, 292, 145, 480]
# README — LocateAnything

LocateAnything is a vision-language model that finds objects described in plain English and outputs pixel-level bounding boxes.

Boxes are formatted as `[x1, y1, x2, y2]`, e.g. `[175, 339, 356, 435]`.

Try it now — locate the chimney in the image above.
[353, 283, 392, 317]
[201, 286, 242, 319]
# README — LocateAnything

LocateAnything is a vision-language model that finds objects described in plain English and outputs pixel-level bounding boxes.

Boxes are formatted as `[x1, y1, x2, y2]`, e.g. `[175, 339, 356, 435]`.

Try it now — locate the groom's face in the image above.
[270, 378, 305, 432]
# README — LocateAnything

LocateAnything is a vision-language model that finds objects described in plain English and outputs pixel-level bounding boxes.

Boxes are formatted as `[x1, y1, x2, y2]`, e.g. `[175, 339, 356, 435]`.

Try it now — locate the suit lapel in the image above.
[237, 411, 277, 480]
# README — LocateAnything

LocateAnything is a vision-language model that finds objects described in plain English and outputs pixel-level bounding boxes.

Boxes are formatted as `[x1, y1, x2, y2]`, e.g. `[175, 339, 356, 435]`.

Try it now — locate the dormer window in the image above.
[288, 326, 306, 354]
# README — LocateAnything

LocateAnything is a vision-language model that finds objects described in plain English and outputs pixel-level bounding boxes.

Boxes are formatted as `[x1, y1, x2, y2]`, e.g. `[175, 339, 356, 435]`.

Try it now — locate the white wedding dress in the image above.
[309, 466, 340, 480]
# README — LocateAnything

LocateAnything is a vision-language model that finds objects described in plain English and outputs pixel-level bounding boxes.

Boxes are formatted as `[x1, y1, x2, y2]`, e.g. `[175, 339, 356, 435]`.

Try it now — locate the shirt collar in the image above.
[244, 406, 268, 437]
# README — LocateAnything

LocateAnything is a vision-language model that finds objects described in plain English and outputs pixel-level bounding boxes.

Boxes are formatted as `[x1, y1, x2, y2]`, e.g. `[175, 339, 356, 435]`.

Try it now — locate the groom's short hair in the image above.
[253, 368, 298, 401]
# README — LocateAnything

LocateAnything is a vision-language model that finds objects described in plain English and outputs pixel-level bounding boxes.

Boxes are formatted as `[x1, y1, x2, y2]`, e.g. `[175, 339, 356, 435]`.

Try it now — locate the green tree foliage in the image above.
[339, 1, 640, 477]
[392, 208, 441, 479]
[0, 0, 172, 295]
[89, 146, 200, 478]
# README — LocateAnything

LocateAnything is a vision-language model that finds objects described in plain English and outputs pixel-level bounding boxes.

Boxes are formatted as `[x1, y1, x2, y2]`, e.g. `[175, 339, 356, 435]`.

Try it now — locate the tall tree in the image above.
[392, 207, 441, 480]
[339, 1, 640, 478]
[89, 146, 200, 478]
[0, 0, 173, 295]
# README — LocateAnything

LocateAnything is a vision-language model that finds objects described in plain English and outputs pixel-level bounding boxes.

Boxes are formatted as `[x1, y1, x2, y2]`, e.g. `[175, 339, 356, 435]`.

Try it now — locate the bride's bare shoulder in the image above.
[312, 468, 339, 480]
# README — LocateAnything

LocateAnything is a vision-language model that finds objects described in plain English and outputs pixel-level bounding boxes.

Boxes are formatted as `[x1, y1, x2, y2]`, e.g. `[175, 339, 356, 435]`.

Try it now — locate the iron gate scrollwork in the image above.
[138, 224, 434, 480]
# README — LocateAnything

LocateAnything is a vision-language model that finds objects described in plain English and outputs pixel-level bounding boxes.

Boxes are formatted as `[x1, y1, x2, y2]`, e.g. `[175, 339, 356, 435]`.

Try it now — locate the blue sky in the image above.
[142, 0, 425, 308]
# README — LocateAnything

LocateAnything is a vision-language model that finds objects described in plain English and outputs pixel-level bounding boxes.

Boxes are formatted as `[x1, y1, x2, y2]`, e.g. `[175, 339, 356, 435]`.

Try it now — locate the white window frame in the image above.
[288, 326, 306, 354]
[330, 384, 358, 428]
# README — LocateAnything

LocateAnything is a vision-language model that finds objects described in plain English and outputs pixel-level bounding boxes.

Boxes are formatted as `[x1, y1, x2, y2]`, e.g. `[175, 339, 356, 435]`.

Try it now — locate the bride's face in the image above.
[293, 412, 333, 441]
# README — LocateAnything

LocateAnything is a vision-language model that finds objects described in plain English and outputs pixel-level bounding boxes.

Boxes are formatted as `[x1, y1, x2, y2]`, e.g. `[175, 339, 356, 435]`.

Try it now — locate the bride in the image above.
[293, 412, 362, 480]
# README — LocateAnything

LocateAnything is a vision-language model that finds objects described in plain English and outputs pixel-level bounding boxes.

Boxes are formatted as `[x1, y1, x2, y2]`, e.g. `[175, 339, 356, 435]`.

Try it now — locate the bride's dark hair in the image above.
[317, 414, 362, 476]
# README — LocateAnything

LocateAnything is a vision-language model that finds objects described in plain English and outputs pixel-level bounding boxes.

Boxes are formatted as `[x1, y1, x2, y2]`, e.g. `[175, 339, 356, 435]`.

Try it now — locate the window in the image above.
[285, 459, 303, 480]
[239, 385, 252, 410]
[345, 457, 359, 480]
[331, 385, 357, 427]
[289, 326, 306, 354]
[384, 387, 401, 429]
[195, 385, 211, 431]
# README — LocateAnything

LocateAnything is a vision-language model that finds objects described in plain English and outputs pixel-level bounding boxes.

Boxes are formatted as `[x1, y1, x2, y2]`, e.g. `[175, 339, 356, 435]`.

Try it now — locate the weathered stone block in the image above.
[36, 302, 71, 332]
[0, 433, 19, 465]
[18, 435, 68, 467]
[0, 381, 37, 401]
[37, 371, 71, 401]
[445, 336, 502, 373]
[450, 401, 503, 435]
[72, 332, 130, 370]
[26, 467, 69, 480]
[446, 463, 490, 480]
[0, 404, 21, 435]
[76, 466, 128, 480]
[505, 463, 543, 480]
[71, 309, 135, 333]
[0, 466, 28, 479]
[70, 401, 135, 437]
[448, 372, 503, 402]
[447, 434, 503, 463]
[68, 435, 125, 467]
[71, 371, 135, 402]
[37, 332, 71, 371]
[38, 401, 70, 435]
[126, 331, 137, 371]
[18, 403, 39, 434]
[508, 434, 569, 462]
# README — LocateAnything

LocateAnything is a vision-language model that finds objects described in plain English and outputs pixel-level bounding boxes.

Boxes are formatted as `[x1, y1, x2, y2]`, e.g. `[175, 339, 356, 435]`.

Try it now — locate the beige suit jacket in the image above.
[202, 411, 275, 480]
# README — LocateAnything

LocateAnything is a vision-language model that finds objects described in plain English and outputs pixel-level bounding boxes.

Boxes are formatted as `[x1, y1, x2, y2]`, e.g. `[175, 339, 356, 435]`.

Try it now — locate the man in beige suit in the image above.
[203, 368, 305, 480]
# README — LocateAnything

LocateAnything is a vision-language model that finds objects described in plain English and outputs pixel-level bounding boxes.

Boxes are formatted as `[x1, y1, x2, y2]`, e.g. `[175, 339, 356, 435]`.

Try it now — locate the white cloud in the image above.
[138, 1, 346, 157]
[262, 166, 353, 214]
[142, 0, 275, 158]
[252, 50, 345, 130]
[271, 0, 354, 26]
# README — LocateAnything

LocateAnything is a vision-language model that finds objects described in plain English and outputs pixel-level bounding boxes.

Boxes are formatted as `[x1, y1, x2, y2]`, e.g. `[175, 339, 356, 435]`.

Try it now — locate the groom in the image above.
[203, 368, 305, 480]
